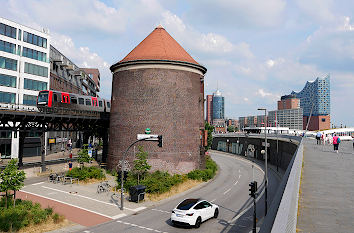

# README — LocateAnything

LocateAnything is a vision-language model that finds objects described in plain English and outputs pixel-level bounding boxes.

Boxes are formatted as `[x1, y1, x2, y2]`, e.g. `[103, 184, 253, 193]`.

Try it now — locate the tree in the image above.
[77, 145, 93, 167]
[227, 125, 235, 132]
[0, 159, 26, 208]
[205, 122, 215, 151]
[133, 146, 151, 184]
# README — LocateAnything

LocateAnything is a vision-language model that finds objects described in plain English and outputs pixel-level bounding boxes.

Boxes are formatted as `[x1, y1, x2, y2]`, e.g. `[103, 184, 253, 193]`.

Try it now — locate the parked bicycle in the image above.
[97, 181, 111, 194]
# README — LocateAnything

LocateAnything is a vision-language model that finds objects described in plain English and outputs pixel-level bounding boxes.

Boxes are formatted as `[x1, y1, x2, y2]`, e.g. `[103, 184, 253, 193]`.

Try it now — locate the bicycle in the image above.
[97, 181, 111, 194]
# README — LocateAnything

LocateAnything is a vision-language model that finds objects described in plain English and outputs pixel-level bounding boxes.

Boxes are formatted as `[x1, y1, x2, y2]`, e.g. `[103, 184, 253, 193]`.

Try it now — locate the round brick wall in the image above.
[108, 64, 205, 174]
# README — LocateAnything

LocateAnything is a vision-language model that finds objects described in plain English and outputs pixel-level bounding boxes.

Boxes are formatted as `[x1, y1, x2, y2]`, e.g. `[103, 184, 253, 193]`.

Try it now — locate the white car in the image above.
[171, 198, 219, 228]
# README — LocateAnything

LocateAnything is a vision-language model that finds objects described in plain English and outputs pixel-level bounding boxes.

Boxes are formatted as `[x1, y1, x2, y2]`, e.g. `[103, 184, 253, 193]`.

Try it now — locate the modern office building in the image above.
[291, 74, 330, 130]
[268, 108, 303, 130]
[238, 117, 247, 130]
[212, 89, 224, 121]
[0, 17, 50, 158]
[206, 94, 213, 124]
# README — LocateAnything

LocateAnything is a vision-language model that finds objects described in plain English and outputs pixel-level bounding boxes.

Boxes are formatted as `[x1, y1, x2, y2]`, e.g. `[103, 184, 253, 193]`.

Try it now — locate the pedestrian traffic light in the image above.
[158, 135, 163, 147]
[249, 181, 258, 198]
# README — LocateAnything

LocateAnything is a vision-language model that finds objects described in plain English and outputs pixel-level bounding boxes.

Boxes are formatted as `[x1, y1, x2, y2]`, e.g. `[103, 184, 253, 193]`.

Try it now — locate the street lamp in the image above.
[258, 108, 268, 216]
[274, 120, 279, 172]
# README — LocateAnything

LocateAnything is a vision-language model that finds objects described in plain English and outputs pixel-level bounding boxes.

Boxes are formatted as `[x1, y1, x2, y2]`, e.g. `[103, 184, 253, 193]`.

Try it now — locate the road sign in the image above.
[145, 128, 151, 134]
[262, 142, 270, 147]
[137, 134, 159, 140]
[88, 149, 93, 157]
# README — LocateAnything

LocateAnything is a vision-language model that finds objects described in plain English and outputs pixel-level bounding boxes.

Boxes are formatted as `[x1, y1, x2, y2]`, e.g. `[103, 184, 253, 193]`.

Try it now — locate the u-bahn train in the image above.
[37, 90, 111, 114]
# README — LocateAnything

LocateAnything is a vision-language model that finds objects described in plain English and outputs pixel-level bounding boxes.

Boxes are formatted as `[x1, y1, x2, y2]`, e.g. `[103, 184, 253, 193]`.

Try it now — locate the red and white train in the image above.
[37, 90, 111, 113]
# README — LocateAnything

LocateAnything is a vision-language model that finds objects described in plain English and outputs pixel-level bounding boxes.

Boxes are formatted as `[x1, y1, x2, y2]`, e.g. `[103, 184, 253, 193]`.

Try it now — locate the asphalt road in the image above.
[80, 151, 281, 233]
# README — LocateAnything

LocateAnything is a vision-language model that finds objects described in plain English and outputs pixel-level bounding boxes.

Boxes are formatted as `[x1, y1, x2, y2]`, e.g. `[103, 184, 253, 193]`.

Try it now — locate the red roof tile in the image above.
[119, 25, 199, 65]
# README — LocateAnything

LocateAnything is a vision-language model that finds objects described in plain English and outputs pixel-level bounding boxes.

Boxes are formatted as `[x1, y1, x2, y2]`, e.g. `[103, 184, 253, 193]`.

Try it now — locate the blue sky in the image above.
[1, 0, 353, 126]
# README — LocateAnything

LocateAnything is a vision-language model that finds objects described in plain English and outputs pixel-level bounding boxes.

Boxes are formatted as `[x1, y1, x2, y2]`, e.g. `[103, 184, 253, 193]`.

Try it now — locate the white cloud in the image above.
[295, 0, 335, 23]
[187, 0, 286, 28]
[244, 97, 249, 102]
[51, 32, 111, 99]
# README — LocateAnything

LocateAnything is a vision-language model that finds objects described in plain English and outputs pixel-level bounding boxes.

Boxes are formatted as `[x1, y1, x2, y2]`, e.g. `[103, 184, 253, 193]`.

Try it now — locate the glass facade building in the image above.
[212, 90, 224, 120]
[291, 75, 330, 116]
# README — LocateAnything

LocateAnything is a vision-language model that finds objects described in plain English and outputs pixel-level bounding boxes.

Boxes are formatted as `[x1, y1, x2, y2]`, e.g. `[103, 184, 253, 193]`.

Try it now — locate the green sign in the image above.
[145, 128, 151, 134]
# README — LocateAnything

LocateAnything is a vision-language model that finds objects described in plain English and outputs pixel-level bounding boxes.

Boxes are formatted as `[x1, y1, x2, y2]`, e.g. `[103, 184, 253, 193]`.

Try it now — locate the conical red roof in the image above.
[119, 25, 199, 65]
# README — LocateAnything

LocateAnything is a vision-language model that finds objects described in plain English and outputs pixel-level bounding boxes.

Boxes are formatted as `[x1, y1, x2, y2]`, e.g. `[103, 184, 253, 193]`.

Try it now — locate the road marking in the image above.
[152, 208, 171, 214]
[115, 220, 168, 233]
[133, 206, 147, 212]
[32, 182, 44, 186]
[234, 180, 239, 186]
[211, 199, 216, 202]
[238, 169, 241, 173]
[41, 186, 141, 212]
[20, 190, 113, 219]
[112, 214, 126, 219]
[83, 231, 90, 233]
[238, 174, 241, 179]
[223, 188, 231, 195]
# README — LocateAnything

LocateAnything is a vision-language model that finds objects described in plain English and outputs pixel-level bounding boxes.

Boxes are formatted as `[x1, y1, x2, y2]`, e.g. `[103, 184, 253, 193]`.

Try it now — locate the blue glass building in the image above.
[291, 74, 330, 116]
[212, 89, 224, 120]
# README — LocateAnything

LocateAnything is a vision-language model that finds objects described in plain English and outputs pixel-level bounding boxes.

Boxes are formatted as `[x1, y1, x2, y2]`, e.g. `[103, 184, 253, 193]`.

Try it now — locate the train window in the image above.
[85, 99, 91, 106]
[78, 98, 84, 105]
[53, 94, 58, 102]
[99, 101, 103, 107]
[71, 97, 77, 104]
[107, 102, 111, 108]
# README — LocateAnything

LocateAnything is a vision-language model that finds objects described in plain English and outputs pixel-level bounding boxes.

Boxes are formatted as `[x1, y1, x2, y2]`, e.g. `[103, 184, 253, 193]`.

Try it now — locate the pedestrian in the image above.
[69, 161, 73, 171]
[333, 134, 341, 153]
[316, 131, 322, 144]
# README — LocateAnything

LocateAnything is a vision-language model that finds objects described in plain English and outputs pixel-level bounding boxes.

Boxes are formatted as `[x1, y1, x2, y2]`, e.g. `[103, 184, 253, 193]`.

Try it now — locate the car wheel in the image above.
[195, 217, 201, 228]
[214, 208, 219, 218]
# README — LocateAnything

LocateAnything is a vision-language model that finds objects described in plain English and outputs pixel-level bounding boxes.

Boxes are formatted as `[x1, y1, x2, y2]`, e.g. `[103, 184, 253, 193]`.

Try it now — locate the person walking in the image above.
[333, 134, 341, 153]
[316, 131, 322, 145]
[68, 161, 73, 171]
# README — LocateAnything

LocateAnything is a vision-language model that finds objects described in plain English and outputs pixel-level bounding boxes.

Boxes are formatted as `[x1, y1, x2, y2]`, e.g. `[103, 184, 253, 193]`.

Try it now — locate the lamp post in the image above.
[274, 119, 279, 172]
[258, 108, 268, 216]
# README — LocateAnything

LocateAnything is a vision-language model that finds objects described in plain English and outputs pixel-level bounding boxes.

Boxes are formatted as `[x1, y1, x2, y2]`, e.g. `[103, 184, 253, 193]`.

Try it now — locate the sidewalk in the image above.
[297, 138, 354, 233]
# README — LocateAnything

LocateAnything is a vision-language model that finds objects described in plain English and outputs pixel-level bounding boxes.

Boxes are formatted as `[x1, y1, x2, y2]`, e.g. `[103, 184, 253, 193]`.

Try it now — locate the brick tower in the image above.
[108, 25, 207, 174]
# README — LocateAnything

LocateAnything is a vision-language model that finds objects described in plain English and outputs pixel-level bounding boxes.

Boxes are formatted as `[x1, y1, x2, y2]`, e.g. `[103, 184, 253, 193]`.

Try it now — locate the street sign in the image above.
[137, 134, 159, 141]
[145, 128, 151, 134]
[262, 142, 270, 147]
[88, 149, 93, 157]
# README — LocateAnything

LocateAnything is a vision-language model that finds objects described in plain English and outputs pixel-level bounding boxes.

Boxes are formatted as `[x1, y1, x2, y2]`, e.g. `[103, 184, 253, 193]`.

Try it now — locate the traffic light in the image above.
[117, 170, 122, 183]
[158, 135, 163, 147]
[249, 181, 258, 198]
[123, 171, 128, 182]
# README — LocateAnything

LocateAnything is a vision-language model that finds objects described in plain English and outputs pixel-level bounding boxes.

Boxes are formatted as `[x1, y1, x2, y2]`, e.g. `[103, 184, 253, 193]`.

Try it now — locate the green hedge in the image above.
[187, 156, 218, 181]
[0, 198, 57, 232]
[118, 157, 218, 194]
[66, 166, 105, 181]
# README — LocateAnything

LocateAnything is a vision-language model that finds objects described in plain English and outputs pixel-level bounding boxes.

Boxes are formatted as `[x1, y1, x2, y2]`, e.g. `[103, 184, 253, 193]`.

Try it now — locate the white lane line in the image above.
[152, 208, 171, 214]
[20, 190, 113, 219]
[223, 188, 231, 195]
[234, 180, 239, 186]
[238, 169, 241, 173]
[211, 199, 216, 202]
[83, 231, 90, 233]
[115, 220, 168, 233]
[41, 186, 139, 212]
[238, 174, 241, 179]
[112, 214, 126, 219]
[31, 182, 44, 186]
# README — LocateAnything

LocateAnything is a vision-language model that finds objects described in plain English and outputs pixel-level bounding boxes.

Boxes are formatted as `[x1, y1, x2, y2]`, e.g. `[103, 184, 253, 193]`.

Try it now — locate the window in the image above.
[24, 62, 48, 77]
[24, 78, 47, 91]
[23, 94, 37, 106]
[18, 29, 21, 40]
[177, 199, 199, 210]
[22, 47, 47, 62]
[70, 96, 77, 104]
[0, 56, 17, 71]
[53, 94, 58, 102]
[322, 118, 326, 122]
[99, 101, 103, 107]
[85, 99, 91, 106]
[78, 98, 84, 105]
[0, 40, 16, 54]
[0, 74, 16, 88]
[0, 23, 16, 39]
[0, 91, 16, 104]
[0, 131, 11, 138]
[107, 101, 111, 108]
[23, 31, 47, 48]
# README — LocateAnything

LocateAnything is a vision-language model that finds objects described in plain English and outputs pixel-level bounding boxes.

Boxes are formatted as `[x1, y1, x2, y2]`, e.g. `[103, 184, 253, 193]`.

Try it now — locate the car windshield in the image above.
[176, 199, 199, 210]
[38, 92, 48, 103]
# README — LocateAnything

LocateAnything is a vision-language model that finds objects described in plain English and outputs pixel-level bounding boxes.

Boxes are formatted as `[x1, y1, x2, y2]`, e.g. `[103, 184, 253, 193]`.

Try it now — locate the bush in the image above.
[0, 197, 61, 232]
[187, 156, 218, 181]
[66, 166, 105, 181]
